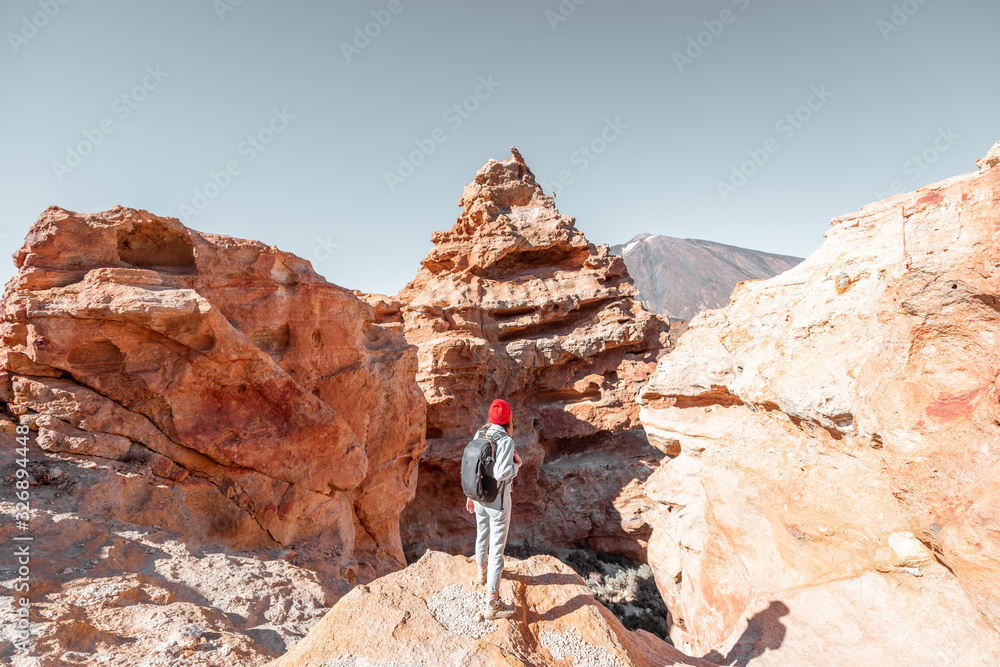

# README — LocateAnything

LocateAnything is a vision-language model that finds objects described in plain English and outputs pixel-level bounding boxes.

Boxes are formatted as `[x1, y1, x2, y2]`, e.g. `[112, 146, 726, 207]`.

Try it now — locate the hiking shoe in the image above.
[474, 567, 487, 586]
[484, 597, 515, 620]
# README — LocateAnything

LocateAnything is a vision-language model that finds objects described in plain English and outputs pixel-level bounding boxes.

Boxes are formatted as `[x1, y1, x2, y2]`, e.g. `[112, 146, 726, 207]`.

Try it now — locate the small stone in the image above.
[977, 140, 1000, 171]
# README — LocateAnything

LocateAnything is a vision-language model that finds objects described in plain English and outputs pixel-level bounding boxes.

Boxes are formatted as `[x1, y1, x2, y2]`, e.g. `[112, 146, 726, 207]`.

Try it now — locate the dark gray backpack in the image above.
[461, 425, 499, 504]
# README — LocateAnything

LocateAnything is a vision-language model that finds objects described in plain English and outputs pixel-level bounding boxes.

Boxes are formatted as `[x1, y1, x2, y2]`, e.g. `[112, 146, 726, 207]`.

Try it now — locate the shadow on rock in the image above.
[705, 600, 789, 666]
[507, 571, 584, 588]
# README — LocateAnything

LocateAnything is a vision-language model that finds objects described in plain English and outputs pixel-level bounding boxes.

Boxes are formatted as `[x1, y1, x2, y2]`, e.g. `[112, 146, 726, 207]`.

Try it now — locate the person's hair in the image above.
[483, 420, 513, 434]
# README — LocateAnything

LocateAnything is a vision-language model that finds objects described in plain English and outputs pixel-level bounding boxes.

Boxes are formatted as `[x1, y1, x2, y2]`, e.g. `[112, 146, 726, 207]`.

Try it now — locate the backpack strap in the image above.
[478, 424, 497, 461]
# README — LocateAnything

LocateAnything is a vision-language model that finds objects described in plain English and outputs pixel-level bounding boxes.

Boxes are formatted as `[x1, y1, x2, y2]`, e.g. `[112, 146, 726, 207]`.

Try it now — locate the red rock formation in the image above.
[0, 206, 425, 583]
[638, 144, 1000, 662]
[393, 148, 670, 561]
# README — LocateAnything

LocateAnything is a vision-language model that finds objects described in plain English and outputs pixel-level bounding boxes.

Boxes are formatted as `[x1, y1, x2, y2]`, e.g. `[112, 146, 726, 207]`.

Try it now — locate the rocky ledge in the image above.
[269, 550, 708, 667]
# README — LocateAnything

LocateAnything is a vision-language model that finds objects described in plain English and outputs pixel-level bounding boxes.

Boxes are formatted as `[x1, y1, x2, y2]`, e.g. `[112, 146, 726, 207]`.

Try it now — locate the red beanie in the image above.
[488, 399, 512, 425]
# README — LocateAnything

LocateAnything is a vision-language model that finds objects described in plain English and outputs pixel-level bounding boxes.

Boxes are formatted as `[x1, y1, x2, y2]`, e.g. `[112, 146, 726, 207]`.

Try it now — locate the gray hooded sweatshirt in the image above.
[476, 423, 519, 511]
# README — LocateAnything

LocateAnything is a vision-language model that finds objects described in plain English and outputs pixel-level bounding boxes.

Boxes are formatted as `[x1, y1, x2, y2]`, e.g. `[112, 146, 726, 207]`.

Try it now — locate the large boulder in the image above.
[391, 148, 671, 561]
[638, 144, 1000, 663]
[0, 206, 425, 582]
[268, 549, 709, 667]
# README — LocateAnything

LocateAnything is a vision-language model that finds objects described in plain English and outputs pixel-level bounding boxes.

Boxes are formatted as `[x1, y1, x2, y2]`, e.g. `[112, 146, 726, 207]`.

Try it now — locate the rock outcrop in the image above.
[610, 234, 803, 321]
[269, 549, 708, 667]
[638, 143, 1000, 663]
[0, 207, 426, 662]
[391, 148, 670, 561]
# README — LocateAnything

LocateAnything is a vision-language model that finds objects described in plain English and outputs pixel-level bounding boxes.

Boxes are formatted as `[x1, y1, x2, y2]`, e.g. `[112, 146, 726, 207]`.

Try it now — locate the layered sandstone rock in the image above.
[393, 148, 669, 561]
[638, 144, 1000, 663]
[269, 549, 709, 667]
[0, 206, 425, 661]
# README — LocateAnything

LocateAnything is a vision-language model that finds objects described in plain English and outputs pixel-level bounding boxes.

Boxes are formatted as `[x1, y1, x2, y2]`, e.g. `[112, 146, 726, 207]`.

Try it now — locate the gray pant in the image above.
[474, 482, 511, 596]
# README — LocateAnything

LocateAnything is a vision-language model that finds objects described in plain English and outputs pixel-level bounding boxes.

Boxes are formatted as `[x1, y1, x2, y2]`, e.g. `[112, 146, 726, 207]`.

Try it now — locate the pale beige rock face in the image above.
[639, 147, 1000, 661]
[391, 148, 671, 561]
[268, 550, 710, 667]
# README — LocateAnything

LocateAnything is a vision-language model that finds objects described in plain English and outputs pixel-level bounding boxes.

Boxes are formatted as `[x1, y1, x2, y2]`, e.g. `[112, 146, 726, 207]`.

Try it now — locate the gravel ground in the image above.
[426, 584, 497, 639]
[540, 629, 625, 667]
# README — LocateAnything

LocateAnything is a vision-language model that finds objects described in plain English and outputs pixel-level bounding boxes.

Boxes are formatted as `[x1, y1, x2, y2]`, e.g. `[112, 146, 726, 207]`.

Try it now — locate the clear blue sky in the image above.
[1, 0, 997, 295]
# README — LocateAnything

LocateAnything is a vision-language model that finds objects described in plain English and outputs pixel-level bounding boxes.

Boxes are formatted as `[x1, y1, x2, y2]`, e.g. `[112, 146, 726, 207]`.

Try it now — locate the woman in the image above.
[465, 398, 522, 620]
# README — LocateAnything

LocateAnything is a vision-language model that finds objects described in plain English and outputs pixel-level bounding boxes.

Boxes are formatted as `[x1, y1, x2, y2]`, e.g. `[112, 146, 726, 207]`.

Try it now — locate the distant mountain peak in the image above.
[620, 233, 652, 256]
[611, 234, 804, 320]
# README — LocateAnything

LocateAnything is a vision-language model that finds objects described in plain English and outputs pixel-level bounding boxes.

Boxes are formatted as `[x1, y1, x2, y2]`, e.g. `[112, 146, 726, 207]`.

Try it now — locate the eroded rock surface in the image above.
[268, 550, 708, 667]
[0, 207, 425, 663]
[638, 143, 1000, 663]
[390, 148, 670, 561]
